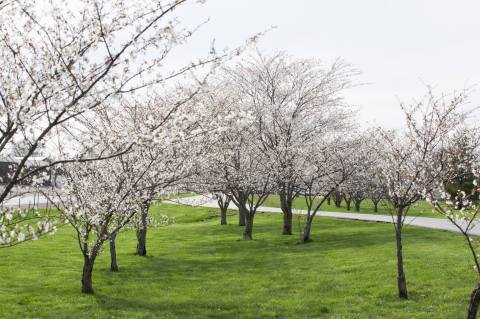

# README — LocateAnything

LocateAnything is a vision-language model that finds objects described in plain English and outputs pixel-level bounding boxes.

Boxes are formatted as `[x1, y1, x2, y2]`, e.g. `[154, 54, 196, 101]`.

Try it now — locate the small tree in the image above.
[424, 127, 480, 318]
[117, 92, 208, 256]
[368, 166, 386, 213]
[299, 136, 360, 242]
[51, 155, 147, 293]
[214, 192, 231, 225]
[342, 135, 379, 212]
[332, 190, 344, 208]
[198, 80, 274, 239]
[374, 88, 467, 299]
[217, 133, 273, 240]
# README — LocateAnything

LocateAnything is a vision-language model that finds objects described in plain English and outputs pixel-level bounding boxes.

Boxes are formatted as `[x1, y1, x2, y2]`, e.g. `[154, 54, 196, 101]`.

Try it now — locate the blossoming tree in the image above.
[299, 134, 364, 242]
[0, 0, 223, 247]
[374, 88, 467, 299]
[219, 52, 356, 235]
[423, 127, 480, 318]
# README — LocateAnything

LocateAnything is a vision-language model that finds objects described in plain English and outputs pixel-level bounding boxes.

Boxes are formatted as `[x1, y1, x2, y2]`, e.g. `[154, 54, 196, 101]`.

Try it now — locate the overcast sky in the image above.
[173, 0, 480, 128]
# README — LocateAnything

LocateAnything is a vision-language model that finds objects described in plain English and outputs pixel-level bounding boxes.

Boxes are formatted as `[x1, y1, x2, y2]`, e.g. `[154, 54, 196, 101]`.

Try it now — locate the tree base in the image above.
[81, 286, 94, 294]
[468, 283, 480, 319]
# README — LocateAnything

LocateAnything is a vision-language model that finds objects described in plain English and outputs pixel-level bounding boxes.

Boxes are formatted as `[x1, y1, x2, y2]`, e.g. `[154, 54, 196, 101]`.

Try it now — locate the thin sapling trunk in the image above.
[394, 206, 408, 299]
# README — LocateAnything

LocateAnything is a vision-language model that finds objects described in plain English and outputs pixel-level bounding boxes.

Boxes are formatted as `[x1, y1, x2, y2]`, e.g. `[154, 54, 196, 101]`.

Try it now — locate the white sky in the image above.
[173, 0, 480, 128]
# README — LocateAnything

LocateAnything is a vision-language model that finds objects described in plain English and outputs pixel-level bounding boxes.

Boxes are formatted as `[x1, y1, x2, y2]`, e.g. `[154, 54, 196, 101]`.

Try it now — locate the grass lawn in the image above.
[0, 202, 476, 318]
[261, 195, 441, 218]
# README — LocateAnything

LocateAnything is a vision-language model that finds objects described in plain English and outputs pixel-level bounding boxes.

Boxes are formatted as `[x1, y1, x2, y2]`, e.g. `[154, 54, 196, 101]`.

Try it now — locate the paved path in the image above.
[167, 195, 480, 235]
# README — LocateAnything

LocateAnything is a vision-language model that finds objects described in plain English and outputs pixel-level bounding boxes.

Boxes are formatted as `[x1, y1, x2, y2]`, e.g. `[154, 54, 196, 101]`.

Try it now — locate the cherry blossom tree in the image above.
[49, 135, 193, 292]
[101, 84, 212, 260]
[225, 144, 274, 240]
[50, 154, 145, 293]
[220, 52, 356, 235]
[368, 167, 386, 213]
[343, 169, 369, 212]
[332, 190, 344, 208]
[119, 92, 209, 256]
[374, 88, 467, 299]
[197, 72, 275, 238]
[342, 135, 380, 212]
[0, 0, 226, 247]
[299, 135, 363, 242]
[424, 127, 480, 318]
[42, 75, 216, 292]
[206, 127, 273, 239]
[216, 193, 231, 225]
[193, 79, 250, 227]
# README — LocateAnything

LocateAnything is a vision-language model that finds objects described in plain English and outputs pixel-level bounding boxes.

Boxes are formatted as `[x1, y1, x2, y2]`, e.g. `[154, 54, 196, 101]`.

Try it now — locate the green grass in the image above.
[0, 202, 476, 318]
[261, 195, 441, 218]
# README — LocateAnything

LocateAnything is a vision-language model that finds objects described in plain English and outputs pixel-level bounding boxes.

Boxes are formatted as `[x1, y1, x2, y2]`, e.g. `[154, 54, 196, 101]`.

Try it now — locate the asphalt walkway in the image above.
[167, 195, 480, 235]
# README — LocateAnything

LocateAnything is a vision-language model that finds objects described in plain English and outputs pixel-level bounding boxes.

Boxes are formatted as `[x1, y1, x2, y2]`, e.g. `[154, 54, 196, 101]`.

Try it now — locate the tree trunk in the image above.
[282, 209, 293, 235]
[301, 217, 313, 243]
[136, 204, 149, 256]
[373, 201, 379, 213]
[280, 193, 293, 235]
[243, 213, 254, 240]
[327, 196, 331, 206]
[221, 205, 228, 225]
[216, 194, 230, 225]
[238, 205, 246, 226]
[345, 198, 351, 211]
[109, 233, 119, 272]
[334, 192, 342, 208]
[81, 255, 96, 294]
[395, 209, 408, 299]
[354, 200, 361, 212]
[468, 282, 480, 319]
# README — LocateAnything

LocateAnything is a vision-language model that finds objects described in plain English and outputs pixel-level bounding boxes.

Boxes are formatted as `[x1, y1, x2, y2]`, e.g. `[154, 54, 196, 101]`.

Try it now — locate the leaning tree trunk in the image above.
[468, 282, 480, 319]
[136, 203, 149, 256]
[81, 254, 96, 294]
[301, 216, 314, 243]
[243, 212, 254, 240]
[395, 209, 408, 299]
[109, 233, 119, 272]
[280, 193, 293, 235]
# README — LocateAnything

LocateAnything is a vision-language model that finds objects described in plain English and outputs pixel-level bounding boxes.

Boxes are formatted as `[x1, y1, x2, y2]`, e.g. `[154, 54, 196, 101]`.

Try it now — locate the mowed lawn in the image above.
[0, 202, 476, 318]
[261, 195, 441, 218]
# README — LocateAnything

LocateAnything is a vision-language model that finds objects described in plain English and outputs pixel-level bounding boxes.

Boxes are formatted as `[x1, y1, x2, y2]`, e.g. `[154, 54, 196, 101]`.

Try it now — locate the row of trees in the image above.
[0, 0, 256, 294]
[2, 1, 480, 318]
[194, 56, 480, 318]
